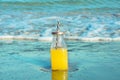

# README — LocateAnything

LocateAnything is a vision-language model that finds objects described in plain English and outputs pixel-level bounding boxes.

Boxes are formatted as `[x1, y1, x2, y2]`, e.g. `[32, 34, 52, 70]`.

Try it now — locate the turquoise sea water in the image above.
[0, 40, 120, 80]
[0, 0, 120, 80]
[0, 0, 120, 38]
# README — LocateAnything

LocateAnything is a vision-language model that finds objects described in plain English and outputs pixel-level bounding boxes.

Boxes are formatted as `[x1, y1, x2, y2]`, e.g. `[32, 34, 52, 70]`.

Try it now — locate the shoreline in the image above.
[0, 35, 120, 42]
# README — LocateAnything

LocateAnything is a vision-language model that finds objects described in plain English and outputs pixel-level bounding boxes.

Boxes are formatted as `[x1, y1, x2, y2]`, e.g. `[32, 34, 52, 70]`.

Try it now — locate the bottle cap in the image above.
[52, 31, 64, 35]
[52, 21, 64, 35]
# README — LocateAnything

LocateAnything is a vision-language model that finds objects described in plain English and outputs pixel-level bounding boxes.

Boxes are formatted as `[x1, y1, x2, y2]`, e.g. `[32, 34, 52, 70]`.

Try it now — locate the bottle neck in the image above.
[51, 34, 67, 49]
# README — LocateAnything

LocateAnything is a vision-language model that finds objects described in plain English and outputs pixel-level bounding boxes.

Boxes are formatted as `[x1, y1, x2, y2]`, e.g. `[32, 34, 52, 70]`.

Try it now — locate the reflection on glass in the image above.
[52, 70, 68, 80]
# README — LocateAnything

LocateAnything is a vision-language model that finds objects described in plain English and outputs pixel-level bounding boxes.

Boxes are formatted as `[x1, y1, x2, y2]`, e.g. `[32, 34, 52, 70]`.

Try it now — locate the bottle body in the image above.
[52, 70, 68, 80]
[51, 48, 68, 70]
[50, 34, 68, 70]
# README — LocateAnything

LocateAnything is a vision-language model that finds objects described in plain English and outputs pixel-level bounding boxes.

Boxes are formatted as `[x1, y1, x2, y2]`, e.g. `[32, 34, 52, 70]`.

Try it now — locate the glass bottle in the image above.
[50, 22, 68, 70]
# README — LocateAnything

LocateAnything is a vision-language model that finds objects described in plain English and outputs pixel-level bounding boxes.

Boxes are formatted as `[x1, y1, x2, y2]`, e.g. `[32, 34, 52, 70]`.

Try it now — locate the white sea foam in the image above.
[115, 21, 120, 25]
[0, 36, 120, 42]
[0, 2, 120, 39]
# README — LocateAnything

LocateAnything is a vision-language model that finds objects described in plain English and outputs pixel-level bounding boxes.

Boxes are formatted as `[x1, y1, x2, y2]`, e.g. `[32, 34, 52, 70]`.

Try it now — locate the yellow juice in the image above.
[50, 48, 68, 70]
[52, 70, 68, 80]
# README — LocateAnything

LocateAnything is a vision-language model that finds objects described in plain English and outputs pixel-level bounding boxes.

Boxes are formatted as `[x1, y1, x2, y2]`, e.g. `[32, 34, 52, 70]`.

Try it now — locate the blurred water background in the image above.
[0, 0, 120, 39]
